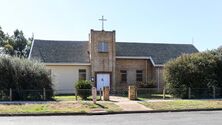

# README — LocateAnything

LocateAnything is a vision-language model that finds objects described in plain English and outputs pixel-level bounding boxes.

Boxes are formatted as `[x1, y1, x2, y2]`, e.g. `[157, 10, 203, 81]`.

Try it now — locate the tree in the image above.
[209, 47, 222, 88]
[11, 29, 28, 57]
[0, 26, 5, 46]
[164, 52, 218, 98]
[0, 26, 32, 58]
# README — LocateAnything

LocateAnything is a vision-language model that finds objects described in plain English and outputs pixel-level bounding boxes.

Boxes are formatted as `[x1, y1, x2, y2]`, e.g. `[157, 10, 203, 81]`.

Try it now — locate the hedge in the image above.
[164, 48, 222, 98]
[0, 56, 53, 100]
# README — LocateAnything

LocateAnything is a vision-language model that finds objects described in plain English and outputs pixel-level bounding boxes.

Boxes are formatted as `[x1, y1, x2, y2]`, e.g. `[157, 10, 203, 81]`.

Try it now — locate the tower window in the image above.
[98, 41, 108, 52]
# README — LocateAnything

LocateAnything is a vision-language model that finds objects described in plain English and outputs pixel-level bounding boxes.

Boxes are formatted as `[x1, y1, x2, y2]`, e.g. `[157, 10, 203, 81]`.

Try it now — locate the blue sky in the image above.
[0, 0, 222, 51]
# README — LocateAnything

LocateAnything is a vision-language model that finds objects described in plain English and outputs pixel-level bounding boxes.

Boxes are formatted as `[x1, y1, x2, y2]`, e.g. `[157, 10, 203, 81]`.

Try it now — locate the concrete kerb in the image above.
[0, 108, 222, 117]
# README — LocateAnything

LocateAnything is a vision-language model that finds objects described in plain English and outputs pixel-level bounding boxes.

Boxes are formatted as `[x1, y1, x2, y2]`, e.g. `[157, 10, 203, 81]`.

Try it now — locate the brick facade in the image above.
[90, 30, 164, 90]
[89, 30, 116, 89]
[115, 59, 154, 89]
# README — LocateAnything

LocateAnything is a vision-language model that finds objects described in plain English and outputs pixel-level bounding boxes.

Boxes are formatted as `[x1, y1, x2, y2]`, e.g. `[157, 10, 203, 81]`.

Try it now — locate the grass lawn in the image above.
[138, 94, 173, 100]
[140, 100, 222, 110]
[53, 95, 102, 101]
[0, 101, 122, 114]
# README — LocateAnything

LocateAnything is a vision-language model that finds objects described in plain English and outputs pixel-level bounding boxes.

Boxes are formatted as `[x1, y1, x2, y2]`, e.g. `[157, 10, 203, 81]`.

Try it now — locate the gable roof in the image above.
[116, 42, 198, 65]
[29, 39, 198, 65]
[29, 39, 90, 63]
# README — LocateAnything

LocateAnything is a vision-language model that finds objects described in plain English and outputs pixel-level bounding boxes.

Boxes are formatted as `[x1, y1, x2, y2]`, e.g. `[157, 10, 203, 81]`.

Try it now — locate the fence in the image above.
[110, 88, 128, 97]
[1, 87, 222, 101]
[0, 88, 52, 101]
[137, 87, 222, 99]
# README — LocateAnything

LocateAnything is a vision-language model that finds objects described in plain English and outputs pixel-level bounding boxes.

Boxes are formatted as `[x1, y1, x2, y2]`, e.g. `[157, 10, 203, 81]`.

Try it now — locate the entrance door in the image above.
[96, 73, 110, 90]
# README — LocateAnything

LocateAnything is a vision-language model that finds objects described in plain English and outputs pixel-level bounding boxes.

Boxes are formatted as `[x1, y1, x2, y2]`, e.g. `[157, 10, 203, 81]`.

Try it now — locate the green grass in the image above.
[138, 94, 173, 100]
[97, 103, 122, 112]
[53, 95, 78, 101]
[140, 100, 222, 110]
[0, 101, 121, 114]
[53, 95, 102, 101]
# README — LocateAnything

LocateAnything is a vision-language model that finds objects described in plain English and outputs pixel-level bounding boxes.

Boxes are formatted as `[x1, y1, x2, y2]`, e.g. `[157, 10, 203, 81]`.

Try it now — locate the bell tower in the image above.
[89, 29, 116, 90]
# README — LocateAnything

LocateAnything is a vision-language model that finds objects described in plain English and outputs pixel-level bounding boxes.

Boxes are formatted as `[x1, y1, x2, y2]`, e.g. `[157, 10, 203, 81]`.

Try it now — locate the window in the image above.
[120, 70, 127, 82]
[79, 69, 86, 80]
[136, 70, 143, 82]
[98, 41, 108, 52]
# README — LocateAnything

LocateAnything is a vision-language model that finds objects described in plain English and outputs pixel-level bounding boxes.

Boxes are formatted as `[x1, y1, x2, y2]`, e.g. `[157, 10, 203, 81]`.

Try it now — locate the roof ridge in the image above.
[34, 39, 88, 42]
[116, 42, 194, 46]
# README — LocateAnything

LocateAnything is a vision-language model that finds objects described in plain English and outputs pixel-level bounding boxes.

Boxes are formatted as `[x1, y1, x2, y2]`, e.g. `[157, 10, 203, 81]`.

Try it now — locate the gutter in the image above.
[0, 108, 221, 117]
[116, 56, 164, 67]
[45, 63, 91, 66]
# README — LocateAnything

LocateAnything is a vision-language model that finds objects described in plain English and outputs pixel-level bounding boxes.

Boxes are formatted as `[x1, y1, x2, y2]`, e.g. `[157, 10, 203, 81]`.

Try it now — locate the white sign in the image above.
[96, 73, 110, 90]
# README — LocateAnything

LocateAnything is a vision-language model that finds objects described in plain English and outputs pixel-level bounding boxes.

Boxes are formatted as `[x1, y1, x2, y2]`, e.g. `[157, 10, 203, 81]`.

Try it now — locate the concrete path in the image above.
[110, 96, 152, 111]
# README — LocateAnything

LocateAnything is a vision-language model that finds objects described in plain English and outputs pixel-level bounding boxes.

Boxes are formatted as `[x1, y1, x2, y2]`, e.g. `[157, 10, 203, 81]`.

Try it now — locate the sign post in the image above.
[92, 87, 97, 104]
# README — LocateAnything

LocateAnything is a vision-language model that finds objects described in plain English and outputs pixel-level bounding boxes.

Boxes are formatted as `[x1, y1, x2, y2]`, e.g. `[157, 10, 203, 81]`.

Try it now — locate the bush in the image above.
[164, 52, 219, 98]
[0, 56, 53, 100]
[75, 80, 91, 99]
[138, 80, 156, 88]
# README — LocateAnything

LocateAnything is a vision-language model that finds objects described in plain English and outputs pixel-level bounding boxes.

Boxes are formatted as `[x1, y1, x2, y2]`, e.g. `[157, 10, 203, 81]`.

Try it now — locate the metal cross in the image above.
[99, 16, 107, 31]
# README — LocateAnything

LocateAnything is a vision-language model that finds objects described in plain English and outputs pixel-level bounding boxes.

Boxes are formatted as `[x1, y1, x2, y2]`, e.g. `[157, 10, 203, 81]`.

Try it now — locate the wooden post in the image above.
[99, 88, 102, 100]
[163, 87, 166, 100]
[188, 87, 191, 99]
[92, 87, 97, 104]
[9, 88, 12, 101]
[103, 86, 110, 101]
[213, 86, 216, 99]
[75, 91, 78, 101]
[43, 88, 46, 101]
[128, 85, 137, 100]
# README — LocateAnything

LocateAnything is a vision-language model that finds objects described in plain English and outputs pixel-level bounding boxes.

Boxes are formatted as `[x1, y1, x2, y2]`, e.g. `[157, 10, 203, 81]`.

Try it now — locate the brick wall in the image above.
[89, 30, 116, 89]
[115, 59, 154, 89]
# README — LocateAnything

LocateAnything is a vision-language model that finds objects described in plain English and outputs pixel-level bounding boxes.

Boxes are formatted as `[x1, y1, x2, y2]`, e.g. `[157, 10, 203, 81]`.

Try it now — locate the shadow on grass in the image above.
[95, 103, 108, 109]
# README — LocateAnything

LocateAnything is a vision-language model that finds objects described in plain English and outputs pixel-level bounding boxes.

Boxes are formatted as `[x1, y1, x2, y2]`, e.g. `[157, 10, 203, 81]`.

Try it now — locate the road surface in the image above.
[0, 111, 221, 125]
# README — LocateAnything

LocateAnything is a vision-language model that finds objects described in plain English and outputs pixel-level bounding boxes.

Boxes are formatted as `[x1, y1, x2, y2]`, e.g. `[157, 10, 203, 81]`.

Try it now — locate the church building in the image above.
[29, 29, 198, 94]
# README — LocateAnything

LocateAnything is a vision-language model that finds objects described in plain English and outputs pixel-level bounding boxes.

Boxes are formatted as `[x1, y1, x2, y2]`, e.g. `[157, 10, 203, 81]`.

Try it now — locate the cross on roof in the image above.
[99, 16, 107, 31]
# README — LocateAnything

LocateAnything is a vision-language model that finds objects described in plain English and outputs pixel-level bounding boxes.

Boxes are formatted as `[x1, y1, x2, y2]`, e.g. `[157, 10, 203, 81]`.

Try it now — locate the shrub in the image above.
[75, 80, 91, 99]
[0, 56, 53, 100]
[164, 52, 218, 98]
[138, 80, 156, 88]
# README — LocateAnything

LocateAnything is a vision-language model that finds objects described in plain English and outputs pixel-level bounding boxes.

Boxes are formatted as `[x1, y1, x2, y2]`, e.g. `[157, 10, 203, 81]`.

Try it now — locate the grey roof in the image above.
[30, 39, 198, 65]
[30, 39, 90, 63]
[116, 42, 198, 65]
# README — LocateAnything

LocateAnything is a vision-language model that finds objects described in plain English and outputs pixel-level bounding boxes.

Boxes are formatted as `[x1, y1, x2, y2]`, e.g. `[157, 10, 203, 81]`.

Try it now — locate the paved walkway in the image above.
[110, 96, 152, 111]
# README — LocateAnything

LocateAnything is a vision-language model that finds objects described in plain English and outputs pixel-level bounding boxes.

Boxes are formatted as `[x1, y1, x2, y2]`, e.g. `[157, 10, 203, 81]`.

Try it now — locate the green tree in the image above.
[209, 47, 222, 88]
[0, 26, 5, 46]
[0, 26, 32, 58]
[11, 29, 28, 57]
[164, 52, 218, 98]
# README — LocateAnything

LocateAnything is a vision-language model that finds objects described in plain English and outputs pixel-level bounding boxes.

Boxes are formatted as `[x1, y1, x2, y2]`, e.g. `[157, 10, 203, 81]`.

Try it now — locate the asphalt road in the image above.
[0, 111, 222, 125]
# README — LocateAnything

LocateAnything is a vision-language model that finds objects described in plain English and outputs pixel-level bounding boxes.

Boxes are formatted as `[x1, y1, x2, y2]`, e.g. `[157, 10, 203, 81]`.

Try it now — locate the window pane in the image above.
[79, 69, 86, 80]
[120, 70, 127, 82]
[136, 70, 143, 82]
[98, 41, 108, 52]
